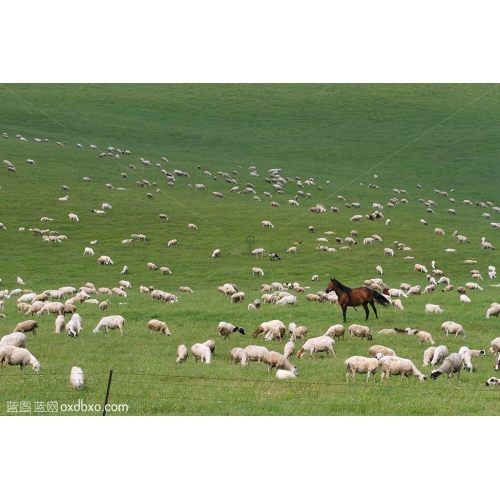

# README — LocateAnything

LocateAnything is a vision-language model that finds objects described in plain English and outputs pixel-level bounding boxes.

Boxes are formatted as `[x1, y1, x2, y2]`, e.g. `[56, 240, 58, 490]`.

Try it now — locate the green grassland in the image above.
[1, 83, 500, 416]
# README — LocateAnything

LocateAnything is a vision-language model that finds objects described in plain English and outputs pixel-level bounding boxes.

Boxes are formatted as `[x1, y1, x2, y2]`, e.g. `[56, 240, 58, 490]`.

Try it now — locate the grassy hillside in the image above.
[1, 83, 500, 415]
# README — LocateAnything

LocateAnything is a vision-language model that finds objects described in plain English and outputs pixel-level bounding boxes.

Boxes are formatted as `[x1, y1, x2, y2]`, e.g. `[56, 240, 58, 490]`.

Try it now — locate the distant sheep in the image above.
[430, 353, 462, 380]
[345, 354, 383, 382]
[241, 345, 269, 365]
[379, 356, 426, 382]
[323, 324, 345, 340]
[176, 345, 188, 363]
[348, 324, 372, 340]
[93, 315, 125, 334]
[70, 366, 84, 390]
[188, 223, 199, 231]
[369, 345, 395, 357]
[441, 321, 466, 338]
[160, 267, 172, 275]
[263, 351, 298, 374]
[229, 347, 246, 364]
[148, 262, 158, 270]
[191, 343, 211, 363]
[425, 303, 444, 313]
[147, 319, 171, 335]
[261, 220, 274, 228]
[217, 321, 245, 340]
[431, 345, 449, 366]
[486, 303, 500, 318]
[297, 337, 336, 358]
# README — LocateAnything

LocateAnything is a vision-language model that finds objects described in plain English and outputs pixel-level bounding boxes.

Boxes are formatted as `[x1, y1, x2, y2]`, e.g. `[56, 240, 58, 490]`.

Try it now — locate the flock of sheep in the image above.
[2, 131, 500, 403]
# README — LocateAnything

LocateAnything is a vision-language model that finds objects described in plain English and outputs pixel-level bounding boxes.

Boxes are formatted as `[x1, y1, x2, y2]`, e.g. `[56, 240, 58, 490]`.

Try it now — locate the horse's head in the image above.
[326, 278, 337, 293]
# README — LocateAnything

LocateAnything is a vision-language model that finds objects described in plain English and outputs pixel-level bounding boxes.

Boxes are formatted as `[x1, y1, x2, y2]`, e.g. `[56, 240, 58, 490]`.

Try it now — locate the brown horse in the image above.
[326, 278, 391, 323]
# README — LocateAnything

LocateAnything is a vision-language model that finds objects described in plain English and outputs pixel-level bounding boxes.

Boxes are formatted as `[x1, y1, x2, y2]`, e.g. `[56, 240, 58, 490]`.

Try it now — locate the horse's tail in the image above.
[373, 290, 391, 307]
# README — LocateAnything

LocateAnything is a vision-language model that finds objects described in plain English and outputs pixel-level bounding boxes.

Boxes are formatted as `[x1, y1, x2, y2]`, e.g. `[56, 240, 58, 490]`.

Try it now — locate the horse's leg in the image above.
[370, 300, 378, 319]
[342, 304, 347, 323]
[362, 303, 370, 320]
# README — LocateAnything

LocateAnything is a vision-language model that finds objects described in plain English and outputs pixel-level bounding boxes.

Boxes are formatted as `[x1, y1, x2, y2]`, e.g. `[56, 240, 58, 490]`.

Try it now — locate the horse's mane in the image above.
[332, 279, 352, 294]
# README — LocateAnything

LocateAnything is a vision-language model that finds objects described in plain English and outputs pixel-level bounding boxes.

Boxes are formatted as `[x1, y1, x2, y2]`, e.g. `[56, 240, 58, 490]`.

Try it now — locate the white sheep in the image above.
[251, 247, 265, 257]
[289, 325, 308, 342]
[0, 332, 27, 348]
[263, 351, 298, 374]
[275, 295, 297, 306]
[54, 314, 66, 333]
[121, 265, 129, 275]
[188, 223, 199, 231]
[458, 346, 476, 372]
[83, 247, 94, 256]
[441, 321, 466, 338]
[65, 313, 83, 337]
[68, 213, 79, 222]
[379, 356, 426, 382]
[323, 324, 345, 340]
[283, 341, 295, 359]
[167, 239, 178, 247]
[486, 303, 500, 318]
[176, 345, 188, 363]
[369, 345, 395, 357]
[414, 264, 428, 273]
[430, 353, 463, 380]
[465, 282, 483, 290]
[148, 262, 158, 270]
[160, 267, 172, 275]
[229, 347, 246, 364]
[147, 319, 171, 335]
[431, 345, 449, 365]
[348, 324, 373, 340]
[425, 303, 444, 313]
[297, 336, 336, 358]
[261, 220, 274, 228]
[93, 315, 125, 334]
[415, 331, 436, 345]
[0, 345, 40, 371]
[252, 267, 265, 276]
[13, 319, 39, 335]
[191, 343, 211, 363]
[211, 249, 221, 258]
[97, 255, 114, 265]
[241, 345, 269, 365]
[70, 366, 84, 390]
[275, 369, 297, 379]
[383, 247, 394, 257]
[119, 280, 132, 289]
[230, 292, 245, 303]
[423, 346, 436, 366]
[217, 321, 245, 339]
[345, 354, 384, 382]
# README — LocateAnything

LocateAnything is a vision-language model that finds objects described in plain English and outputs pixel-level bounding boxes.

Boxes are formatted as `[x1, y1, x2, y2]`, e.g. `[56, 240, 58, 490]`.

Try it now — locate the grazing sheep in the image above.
[415, 331, 436, 345]
[97, 255, 114, 265]
[263, 351, 298, 374]
[241, 345, 269, 365]
[431, 345, 449, 366]
[70, 366, 84, 390]
[290, 325, 308, 342]
[379, 356, 427, 382]
[423, 347, 436, 366]
[414, 264, 428, 273]
[119, 280, 132, 289]
[425, 303, 444, 313]
[93, 315, 125, 334]
[167, 239, 178, 247]
[54, 314, 66, 333]
[65, 313, 83, 337]
[297, 336, 336, 358]
[0, 345, 40, 371]
[191, 343, 211, 363]
[0, 332, 27, 348]
[441, 321, 466, 338]
[283, 341, 295, 359]
[369, 345, 395, 357]
[68, 213, 79, 222]
[211, 249, 221, 258]
[148, 262, 158, 270]
[229, 347, 246, 364]
[465, 282, 483, 290]
[408, 285, 421, 296]
[251, 247, 265, 257]
[275, 295, 297, 306]
[160, 267, 172, 275]
[217, 321, 245, 339]
[230, 292, 245, 303]
[111, 287, 127, 298]
[147, 319, 171, 335]
[83, 247, 94, 256]
[345, 354, 384, 382]
[486, 377, 500, 385]
[348, 324, 373, 341]
[253, 319, 286, 340]
[376, 265, 383, 275]
[486, 303, 500, 318]
[13, 319, 39, 335]
[458, 346, 479, 372]
[252, 267, 265, 276]
[176, 345, 188, 363]
[323, 324, 345, 340]
[261, 220, 274, 228]
[430, 353, 463, 380]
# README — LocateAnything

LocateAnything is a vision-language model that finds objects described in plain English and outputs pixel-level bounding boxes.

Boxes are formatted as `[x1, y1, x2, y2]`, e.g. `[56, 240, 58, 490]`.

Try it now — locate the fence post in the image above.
[103, 370, 113, 416]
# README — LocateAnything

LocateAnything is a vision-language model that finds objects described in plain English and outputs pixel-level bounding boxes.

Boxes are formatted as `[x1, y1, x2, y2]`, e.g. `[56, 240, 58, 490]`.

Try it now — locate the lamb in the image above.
[13, 319, 39, 335]
[415, 331, 436, 345]
[263, 351, 298, 374]
[191, 343, 211, 363]
[217, 321, 245, 340]
[176, 345, 188, 363]
[345, 354, 384, 382]
[0, 345, 41, 371]
[431, 345, 449, 365]
[430, 353, 463, 380]
[379, 356, 427, 382]
[276, 369, 297, 379]
[425, 303, 444, 313]
[241, 345, 269, 365]
[290, 325, 308, 342]
[441, 321, 466, 338]
[147, 319, 171, 335]
[348, 324, 373, 340]
[323, 324, 345, 340]
[297, 336, 336, 358]
[0, 332, 27, 348]
[369, 345, 396, 357]
[70, 366, 84, 390]
[93, 315, 125, 334]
